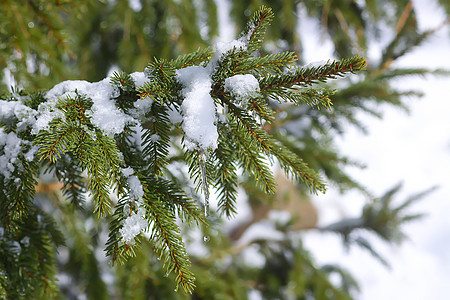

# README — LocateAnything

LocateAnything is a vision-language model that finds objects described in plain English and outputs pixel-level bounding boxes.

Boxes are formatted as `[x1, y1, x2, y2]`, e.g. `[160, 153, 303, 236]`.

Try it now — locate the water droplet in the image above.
[199, 152, 210, 217]
[203, 235, 210, 242]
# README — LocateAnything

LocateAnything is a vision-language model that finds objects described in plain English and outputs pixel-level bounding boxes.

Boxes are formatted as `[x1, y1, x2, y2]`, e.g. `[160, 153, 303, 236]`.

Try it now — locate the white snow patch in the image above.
[32, 79, 82, 133]
[0, 99, 37, 131]
[45, 80, 92, 100]
[217, 112, 228, 123]
[127, 175, 144, 201]
[167, 106, 183, 124]
[120, 167, 148, 243]
[0, 129, 36, 179]
[130, 72, 147, 88]
[215, 39, 248, 58]
[149, 134, 160, 142]
[131, 97, 154, 120]
[120, 207, 148, 244]
[34, 79, 135, 136]
[122, 167, 144, 201]
[208, 38, 248, 73]
[128, 124, 144, 151]
[176, 66, 218, 151]
[121, 167, 135, 177]
[24, 145, 38, 162]
[0, 130, 21, 178]
[85, 78, 134, 136]
[129, 72, 153, 120]
[224, 74, 260, 100]
[32, 103, 64, 134]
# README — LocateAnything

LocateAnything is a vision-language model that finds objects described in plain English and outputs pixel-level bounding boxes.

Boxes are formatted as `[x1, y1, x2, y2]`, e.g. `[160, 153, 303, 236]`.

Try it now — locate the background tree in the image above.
[0, 0, 448, 299]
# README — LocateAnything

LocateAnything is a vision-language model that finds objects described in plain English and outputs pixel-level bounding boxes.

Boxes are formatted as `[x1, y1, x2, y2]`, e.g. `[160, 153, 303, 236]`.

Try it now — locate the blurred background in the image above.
[1, 0, 449, 298]
[301, 1, 450, 297]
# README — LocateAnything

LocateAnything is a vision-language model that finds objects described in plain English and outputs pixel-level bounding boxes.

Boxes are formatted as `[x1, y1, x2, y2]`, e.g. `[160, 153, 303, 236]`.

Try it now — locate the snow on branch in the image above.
[0, 5, 366, 294]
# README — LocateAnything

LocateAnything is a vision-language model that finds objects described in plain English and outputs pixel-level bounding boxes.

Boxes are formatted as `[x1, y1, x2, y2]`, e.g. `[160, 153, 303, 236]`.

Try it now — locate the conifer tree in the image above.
[0, 0, 218, 93]
[0, 5, 366, 297]
[0, 1, 448, 299]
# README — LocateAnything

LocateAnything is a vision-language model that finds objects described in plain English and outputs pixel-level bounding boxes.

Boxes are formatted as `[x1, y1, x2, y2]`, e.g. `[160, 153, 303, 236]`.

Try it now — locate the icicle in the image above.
[199, 151, 210, 218]
[199, 151, 210, 243]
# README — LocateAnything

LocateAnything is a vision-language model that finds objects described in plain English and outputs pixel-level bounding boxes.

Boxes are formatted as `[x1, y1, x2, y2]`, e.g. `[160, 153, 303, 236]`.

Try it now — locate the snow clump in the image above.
[120, 208, 148, 244]
[224, 74, 260, 101]
[121, 167, 144, 201]
[176, 66, 218, 151]
[120, 167, 148, 244]
[0, 99, 37, 132]
[33, 78, 135, 137]
[0, 129, 38, 179]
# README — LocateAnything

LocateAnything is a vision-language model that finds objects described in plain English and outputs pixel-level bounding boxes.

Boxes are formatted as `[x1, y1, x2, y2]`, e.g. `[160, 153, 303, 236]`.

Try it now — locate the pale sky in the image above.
[301, 0, 450, 298]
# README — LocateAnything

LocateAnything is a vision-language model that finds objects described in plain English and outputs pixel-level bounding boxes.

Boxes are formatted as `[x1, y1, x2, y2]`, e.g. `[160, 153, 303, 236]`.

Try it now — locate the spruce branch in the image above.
[242, 6, 275, 53]
[218, 94, 325, 193]
[246, 94, 275, 122]
[54, 156, 87, 208]
[146, 58, 177, 86]
[110, 71, 136, 94]
[36, 94, 124, 216]
[141, 102, 171, 177]
[374, 67, 450, 81]
[143, 194, 195, 293]
[169, 47, 213, 69]
[105, 199, 139, 265]
[259, 56, 366, 92]
[137, 82, 174, 103]
[142, 176, 205, 224]
[213, 135, 239, 218]
[110, 71, 139, 112]
[0, 164, 37, 229]
[0, 5, 371, 295]
[233, 51, 297, 75]
[379, 6, 449, 70]
[318, 184, 437, 266]
[230, 122, 277, 194]
[140, 58, 181, 104]
[84, 154, 114, 216]
[267, 88, 335, 109]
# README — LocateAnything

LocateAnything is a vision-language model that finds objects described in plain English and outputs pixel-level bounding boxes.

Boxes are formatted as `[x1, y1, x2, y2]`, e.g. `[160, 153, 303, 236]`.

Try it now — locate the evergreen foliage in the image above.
[0, 1, 448, 299]
[0, 6, 366, 295]
[0, 0, 218, 92]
